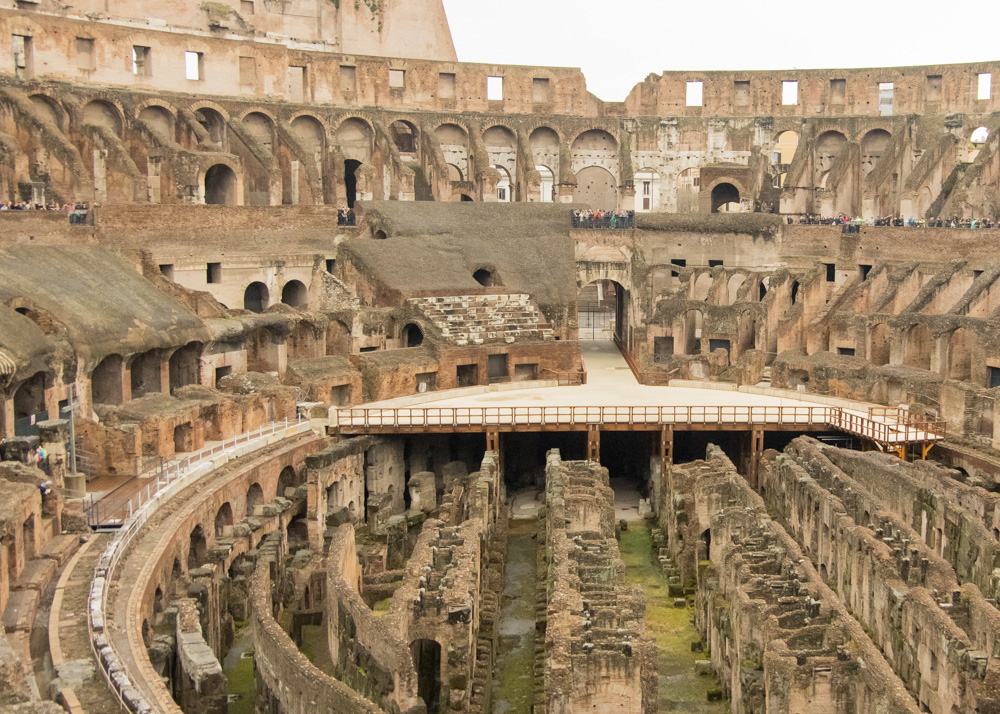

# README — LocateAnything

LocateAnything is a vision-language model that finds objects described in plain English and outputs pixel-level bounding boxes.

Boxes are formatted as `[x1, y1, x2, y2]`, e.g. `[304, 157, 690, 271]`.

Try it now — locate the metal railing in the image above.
[540, 368, 588, 386]
[335, 404, 945, 445]
[87, 415, 308, 713]
[571, 211, 635, 230]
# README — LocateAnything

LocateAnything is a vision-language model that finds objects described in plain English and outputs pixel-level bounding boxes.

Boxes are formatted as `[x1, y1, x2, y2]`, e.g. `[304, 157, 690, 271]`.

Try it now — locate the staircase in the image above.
[409, 294, 555, 345]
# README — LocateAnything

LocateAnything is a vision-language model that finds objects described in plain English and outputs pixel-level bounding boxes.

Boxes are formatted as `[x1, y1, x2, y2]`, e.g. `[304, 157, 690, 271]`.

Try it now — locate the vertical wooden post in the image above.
[587, 425, 601, 462]
[748, 426, 765, 487]
[660, 425, 673, 479]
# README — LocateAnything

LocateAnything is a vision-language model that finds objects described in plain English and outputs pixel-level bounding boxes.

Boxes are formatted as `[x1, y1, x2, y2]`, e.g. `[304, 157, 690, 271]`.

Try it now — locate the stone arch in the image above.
[244, 282, 269, 313]
[758, 276, 770, 302]
[773, 130, 799, 165]
[192, 106, 227, 145]
[570, 128, 618, 152]
[91, 354, 124, 406]
[693, 272, 713, 301]
[29, 94, 65, 130]
[402, 322, 424, 348]
[727, 274, 747, 305]
[577, 279, 628, 343]
[214, 502, 234, 538]
[903, 323, 931, 370]
[969, 126, 990, 161]
[676, 167, 701, 213]
[411, 638, 442, 712]
[535, 165, 554, 203]
[917, 186, 934, 218]
[13, 372, 46, 422]
[861, 129, 892, 175]
[8, 298, 60, 335]
[82, 99, 123, 135]
[947, 328, 976, 381]
[203, 163, 239, 205]
[494, 165, 511, 202]
[242, 111, 275, 153]
[326, 319, 351, 355]
[870, 323, 891, 366]
[711, 182, 741, 213]
[336, 116, 374, 163]
[815, 131, 848, 177]
[129, 349, 162, 398]
[435, 122, 469, 147]
[137, 105, 175, 144]
[281, 280, 308, 308]
[446, 163, 463, 182]
[168, 342, 202, 393]
[483, 124, 516, 150]
[246, 482, 264, 514]
[634, 168, 659, 212]
[290, 114, 326, 159]
[276, 465, 300, 498]
[390, 119, 419, 154]
[573, 166, 616, 211]
[529, 126, 560, 148]
[187, 524, 207, 570]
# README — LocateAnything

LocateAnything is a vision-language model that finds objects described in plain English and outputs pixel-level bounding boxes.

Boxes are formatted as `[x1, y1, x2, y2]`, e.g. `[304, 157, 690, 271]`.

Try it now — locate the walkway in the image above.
[336, 343, 943, 448]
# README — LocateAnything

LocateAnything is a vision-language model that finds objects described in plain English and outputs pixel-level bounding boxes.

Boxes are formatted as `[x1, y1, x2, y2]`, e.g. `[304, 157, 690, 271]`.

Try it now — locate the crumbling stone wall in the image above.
[542, 450, 657, 714]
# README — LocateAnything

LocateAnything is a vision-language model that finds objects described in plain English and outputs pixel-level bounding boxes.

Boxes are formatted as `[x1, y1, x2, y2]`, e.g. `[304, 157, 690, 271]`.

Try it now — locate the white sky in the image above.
[440, 0, 1000, 102]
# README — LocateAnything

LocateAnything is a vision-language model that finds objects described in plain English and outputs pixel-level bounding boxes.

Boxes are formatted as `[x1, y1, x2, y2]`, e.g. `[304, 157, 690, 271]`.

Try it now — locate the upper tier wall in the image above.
[5, 10, 1000, 117]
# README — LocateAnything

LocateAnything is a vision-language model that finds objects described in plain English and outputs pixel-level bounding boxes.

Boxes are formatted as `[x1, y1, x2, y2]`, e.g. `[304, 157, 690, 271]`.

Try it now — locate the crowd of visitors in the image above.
[337, 208, 357, 226]
[571, 209, 636, 229]
[793, 213, 999, 229]
[0, 200, 92, 224]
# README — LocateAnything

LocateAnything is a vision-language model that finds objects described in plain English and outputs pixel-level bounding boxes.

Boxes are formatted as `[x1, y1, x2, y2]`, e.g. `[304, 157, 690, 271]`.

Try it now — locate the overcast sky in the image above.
[440, 0, 1000, 102]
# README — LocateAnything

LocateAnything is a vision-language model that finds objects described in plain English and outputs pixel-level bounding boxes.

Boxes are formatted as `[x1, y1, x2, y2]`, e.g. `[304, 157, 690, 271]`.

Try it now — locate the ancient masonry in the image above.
[2, 1, 1000, 713]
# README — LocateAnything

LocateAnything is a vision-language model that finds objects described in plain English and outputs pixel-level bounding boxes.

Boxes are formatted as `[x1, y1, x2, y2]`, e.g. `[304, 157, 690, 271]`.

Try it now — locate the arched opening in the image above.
[711, 183, 741, 213]
[458, 192, 474, 202]
[187, 525, 207, 570]
[701, 528, 711, 560]
[276, 466, 300, 499]
[214, 502, 234, 538]
[676, 168, 701, 213]
[244, 282, 269, 313]
[129, 349, 162, 398]
[790, 280, 800, 306]
[168, 342, 201, 393]
[30, 95, 65, 130]
[815, 131, 848, 179]
[138, 106, 175, 143]
[436, 124, 469, 187]
[495, 166, 511, 202]
[344, 159, 362, 208]
[577, 280, 626, 343]
[573, 166, 617, 211]
[758, 276, 770, 302]
[870, 323, 891, 366]
[634, 169, 659, 212]
[473, 268, 498, 287]
[242, 112, 275, 153]
[773, 131, 799, 173]
[92, 355, 124, 406]
[373, 229, 387, 240]
[13, 372, 46, 423]
[337, 117, 373, 161]
[947, 328, 976, 381]
[193, 108, 226, 145]
[246, 483, 264, 514]
[204, 164, 237, 205]
[684, 310, 705, 354]
[411, 639, 442, 712]
[281, 280, 308, 308]
[693, 272, 713, 302]
[535, 165, 554, 203]
[861, 129, 892, 175]
[402, 323, 424, 348]
[903, 323, 931, 370]
[326, 319, 351, 355]
[727, 274, 746, 305]
[83, 100, 122, 135]
[446, 163, 463, 182]
[153, 586, 164, 618]
[390, 120, 418, 154]
[969, 127, 990, 162]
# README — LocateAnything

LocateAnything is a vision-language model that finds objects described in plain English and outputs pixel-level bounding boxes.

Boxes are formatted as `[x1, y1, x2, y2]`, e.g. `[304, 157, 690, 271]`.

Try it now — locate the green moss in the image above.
[618, 522, 727, 711]
[492, 519, 538, 713]
[224, 652, 256, 714]
[372, 597, 393, 614]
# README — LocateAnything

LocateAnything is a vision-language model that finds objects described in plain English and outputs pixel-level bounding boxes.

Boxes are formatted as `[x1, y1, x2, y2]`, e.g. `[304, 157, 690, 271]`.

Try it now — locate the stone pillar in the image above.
[37, 419, 69, 489]
[408, 472, 436, 513]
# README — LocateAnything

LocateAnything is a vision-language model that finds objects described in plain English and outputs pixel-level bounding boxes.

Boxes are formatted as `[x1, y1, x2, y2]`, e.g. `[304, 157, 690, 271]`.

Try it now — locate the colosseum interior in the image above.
[1, 1, 1000, 713]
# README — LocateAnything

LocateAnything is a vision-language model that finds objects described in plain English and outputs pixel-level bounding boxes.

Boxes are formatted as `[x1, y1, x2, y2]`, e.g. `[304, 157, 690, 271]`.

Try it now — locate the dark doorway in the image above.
[711, 182, 740, 213]
[601, 431, 652, 514]
[577, 280, 626, 342]
[457, 364, 479, 388]
[345, 159, 361, 208]
[411, 639, 442, 712]
[402, 323, 424, 348]
[502, 432, 586, 489]
[244, 282, 269, 313]
[205, 164, 237, 205]
[487, 354, 508, 383]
